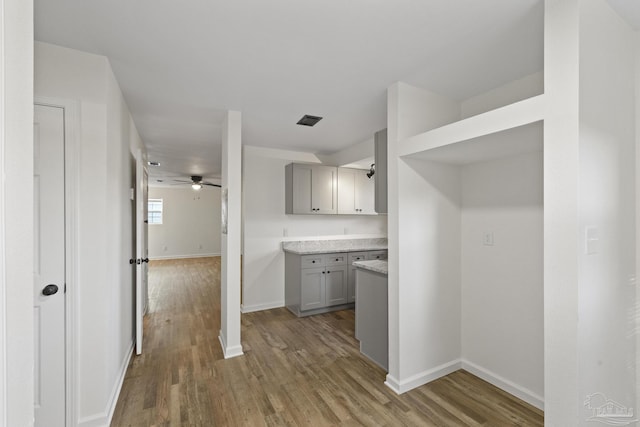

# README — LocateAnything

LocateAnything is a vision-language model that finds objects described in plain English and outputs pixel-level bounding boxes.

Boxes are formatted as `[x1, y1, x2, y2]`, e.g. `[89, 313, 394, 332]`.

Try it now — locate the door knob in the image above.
[129, 258, 136, 264]
[42, 284, 59, 296]
[143, 258, 149, 263]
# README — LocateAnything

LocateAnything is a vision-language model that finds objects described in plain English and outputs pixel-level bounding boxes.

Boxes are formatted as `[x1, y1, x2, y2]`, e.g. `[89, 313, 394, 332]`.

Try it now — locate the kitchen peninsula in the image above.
[283, 238, 387, 317]
[353, 259, 388, 370]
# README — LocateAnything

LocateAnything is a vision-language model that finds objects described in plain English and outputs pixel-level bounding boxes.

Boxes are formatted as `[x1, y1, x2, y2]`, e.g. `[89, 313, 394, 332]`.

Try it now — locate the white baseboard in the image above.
[150, 252, 221, 260]
[218, 329, 244, 359]
[78, 341, 134, 427]
[460, 359, 544, 410]
[241, 301, 284, 313]
[384, 359, 462, 394]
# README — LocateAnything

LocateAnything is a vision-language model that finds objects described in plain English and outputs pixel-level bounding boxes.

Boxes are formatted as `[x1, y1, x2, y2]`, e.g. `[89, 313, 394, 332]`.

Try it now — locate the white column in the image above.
[219, 110, 244, 358]
[543, 0, 581, 423]
[1, 0, 35, 424]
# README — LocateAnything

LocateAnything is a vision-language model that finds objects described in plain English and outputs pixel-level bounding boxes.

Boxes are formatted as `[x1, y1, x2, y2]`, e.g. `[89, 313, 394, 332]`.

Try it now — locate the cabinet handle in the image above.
[335, 258, 339, 261]
[312, 260, 315, 263]
[322, 271, 325, 274]
[327, 271, 330, 274]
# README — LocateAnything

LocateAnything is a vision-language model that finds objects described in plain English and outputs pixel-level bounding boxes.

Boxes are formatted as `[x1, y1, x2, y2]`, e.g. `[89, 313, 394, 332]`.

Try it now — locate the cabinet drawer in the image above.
[325, 254, 347, 266]
[301, 255, 324, 268]
[348, 252, 368, 264]
[366, 250, 388, 260]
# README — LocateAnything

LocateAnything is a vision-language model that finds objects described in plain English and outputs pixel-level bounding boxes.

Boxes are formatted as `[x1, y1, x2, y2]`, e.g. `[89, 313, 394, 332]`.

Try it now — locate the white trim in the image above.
[241, 301, 284, 313]
[384, 359, 462, 394]
[0, 0, 7, 420]
[460, 359, 544, 410]
[77, 342, 134, 427]
[34, 96, 81, 427]
[149, 253, 221, 261]
[218, 329, 244, 359]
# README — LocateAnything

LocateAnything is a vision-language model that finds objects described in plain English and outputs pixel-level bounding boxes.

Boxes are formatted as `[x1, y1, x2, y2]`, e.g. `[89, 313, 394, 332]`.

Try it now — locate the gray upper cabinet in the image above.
[374, 129, 388, 214]
[337, 168, 375, 215]
[285, 163, 337, 214]
[286, 162, 375, 215]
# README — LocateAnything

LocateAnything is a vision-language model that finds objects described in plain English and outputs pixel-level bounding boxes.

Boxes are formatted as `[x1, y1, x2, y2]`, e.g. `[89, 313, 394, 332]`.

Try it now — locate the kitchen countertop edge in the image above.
[282, 238, 388, 255]
[352, 260, 388, 275]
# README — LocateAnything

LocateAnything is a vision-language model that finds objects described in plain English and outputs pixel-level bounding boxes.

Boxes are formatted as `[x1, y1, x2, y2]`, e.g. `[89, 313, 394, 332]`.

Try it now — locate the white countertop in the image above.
[352, 260, 388, 275]
[282, 238, 387, 255]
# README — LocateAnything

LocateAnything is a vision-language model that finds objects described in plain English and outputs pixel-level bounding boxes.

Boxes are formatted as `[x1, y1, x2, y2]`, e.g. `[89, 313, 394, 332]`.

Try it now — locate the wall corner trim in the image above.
[385, 359, 462, 394]
[218, 330, 244, 359]
[78, 342, 134, 427]
[240, 301, 284, 313]
[460, 359, 544, 410]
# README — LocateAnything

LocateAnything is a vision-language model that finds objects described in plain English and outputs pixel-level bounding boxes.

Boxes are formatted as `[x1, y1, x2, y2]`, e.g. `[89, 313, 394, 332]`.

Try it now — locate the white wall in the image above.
[460, 71, 544, 119]
[386, 82, 462, 393]
[242, 146, 387, 313]
[461, 151, 544, 407]
[35, 41, 144, 426]
[2, 0, 34, 424]
[147, 186, 221, 259]
[577, 0, 637, 420]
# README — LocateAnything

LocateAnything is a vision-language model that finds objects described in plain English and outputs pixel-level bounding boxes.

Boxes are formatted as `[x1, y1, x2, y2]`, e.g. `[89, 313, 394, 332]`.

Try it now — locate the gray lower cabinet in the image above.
[286, 252, 350, 316]
[286, 249, 388, 316]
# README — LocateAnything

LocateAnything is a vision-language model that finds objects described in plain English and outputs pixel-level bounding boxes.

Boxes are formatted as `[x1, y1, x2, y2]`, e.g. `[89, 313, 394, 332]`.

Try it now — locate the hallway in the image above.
[111, 257, 543, 426]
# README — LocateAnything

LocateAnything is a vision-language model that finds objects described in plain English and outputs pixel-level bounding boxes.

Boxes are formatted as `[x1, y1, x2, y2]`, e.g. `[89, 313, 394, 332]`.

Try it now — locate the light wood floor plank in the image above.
[111, 257, 543, 426]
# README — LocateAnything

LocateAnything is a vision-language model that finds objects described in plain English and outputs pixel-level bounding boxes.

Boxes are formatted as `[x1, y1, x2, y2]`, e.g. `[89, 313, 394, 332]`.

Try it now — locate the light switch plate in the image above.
[483, 231, 494, 246]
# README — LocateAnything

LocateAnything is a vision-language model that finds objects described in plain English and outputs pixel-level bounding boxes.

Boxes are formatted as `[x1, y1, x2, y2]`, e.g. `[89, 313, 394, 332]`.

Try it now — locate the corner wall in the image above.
[242, 146, 387, 312]
[35, 41, 144, 426]
[2, 0, 34, 424]
[461, 151, 544, 407]
[148, 186, 221, 259]
[386, 82, 462, 392]
[577, 0, 637, 419]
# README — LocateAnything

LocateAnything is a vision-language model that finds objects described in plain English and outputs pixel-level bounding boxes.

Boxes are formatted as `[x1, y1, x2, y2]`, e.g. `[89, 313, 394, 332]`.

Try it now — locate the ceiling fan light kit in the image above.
[171, 175, 221, 189]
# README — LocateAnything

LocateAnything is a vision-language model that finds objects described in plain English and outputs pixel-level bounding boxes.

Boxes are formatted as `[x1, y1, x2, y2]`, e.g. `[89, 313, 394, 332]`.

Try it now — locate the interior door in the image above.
[33, 104, 66, 427]
[135, 150, 149, 355]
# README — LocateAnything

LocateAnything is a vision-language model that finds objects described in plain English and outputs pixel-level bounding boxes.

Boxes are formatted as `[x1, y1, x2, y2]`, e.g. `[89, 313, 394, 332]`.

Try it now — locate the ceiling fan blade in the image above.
[203, 183, 221, 187]
[170, 182, 189, 185]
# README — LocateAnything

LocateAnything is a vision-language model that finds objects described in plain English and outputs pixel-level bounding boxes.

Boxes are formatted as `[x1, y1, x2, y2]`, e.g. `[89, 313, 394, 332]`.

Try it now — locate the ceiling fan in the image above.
[172, 175, 221, 190]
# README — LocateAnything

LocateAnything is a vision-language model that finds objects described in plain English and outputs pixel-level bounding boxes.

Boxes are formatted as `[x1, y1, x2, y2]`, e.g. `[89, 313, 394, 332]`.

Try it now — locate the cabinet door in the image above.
[355, 169, 375, 215]
[337, 168, 356, 214]
[311, 165, 337, 214]
[292, 164, 313, 214]
[301, 267, 326, 310]
[325, 265, 348, 306]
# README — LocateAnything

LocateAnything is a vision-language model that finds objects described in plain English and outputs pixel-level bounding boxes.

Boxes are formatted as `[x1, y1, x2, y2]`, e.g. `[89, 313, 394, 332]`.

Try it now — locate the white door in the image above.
[33, 104, 66, 427]
[135, 151, 149, 355]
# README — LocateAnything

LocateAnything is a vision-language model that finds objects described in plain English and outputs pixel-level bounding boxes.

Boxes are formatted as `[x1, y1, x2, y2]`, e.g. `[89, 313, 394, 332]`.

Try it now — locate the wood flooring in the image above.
[111, 257, 543, 426]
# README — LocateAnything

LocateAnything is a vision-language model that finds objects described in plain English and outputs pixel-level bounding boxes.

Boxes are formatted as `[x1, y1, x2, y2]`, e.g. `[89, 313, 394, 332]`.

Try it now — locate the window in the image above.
[148, 199, 163, 224]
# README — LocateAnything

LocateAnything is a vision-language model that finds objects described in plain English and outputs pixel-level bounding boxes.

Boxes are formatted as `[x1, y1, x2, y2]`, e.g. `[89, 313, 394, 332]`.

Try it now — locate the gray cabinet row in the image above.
[285, 163, 375, 215]
[285, 249, 387, 317]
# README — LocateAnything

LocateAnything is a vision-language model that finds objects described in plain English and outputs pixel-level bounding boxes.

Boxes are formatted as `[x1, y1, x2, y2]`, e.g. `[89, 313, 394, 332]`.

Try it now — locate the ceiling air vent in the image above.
[297, 115, 323, 127]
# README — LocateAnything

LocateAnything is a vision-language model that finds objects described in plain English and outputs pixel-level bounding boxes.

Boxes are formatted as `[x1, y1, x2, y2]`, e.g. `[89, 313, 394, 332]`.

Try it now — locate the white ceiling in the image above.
[34, 0, 547, 181]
